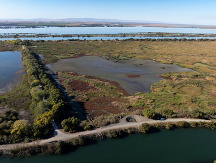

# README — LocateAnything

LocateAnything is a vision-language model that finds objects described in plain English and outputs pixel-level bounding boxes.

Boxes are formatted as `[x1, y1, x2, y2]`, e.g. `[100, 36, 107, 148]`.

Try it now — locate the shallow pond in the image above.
[1, 128, 216, 163]
[50, 56, 192, 94]
[0, 51, 24, 94]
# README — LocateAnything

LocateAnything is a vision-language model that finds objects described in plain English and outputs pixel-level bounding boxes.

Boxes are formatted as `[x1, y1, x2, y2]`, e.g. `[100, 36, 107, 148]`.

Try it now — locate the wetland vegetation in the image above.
[0, 38, 215, 158]
[28, 39, 216, 119]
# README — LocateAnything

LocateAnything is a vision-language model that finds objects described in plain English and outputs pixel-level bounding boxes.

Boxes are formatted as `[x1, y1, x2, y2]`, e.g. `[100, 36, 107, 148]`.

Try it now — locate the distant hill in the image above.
[0, 18, 216, 28]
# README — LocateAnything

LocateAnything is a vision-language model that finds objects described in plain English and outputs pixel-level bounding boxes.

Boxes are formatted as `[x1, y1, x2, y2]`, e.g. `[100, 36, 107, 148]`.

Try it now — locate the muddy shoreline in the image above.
[62, 72, 129, 96]
[50, 55, 192, 95]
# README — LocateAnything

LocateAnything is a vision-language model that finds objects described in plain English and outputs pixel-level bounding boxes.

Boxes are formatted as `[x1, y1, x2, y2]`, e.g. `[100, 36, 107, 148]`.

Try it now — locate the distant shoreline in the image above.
[2, 32, 216, 39]
[0, 22, 216, 29]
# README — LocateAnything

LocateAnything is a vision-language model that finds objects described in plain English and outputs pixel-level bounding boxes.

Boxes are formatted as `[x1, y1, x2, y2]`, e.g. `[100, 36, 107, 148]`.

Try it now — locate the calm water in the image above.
[1, 128, 216, 163]
[0, 51, 24, 93]
[1, 26, 216, 41]
[50, 56, 191, 94]
[1, 36, 216, 41]
[1, 26, 216, 35]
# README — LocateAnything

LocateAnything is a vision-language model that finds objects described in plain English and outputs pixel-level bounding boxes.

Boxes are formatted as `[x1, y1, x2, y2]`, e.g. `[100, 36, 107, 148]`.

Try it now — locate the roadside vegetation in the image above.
[5, 120, 216, 157]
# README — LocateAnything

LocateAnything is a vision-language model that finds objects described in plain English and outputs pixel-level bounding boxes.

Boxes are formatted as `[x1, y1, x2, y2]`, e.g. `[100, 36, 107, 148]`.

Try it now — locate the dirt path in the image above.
[0, 116, 211, 150]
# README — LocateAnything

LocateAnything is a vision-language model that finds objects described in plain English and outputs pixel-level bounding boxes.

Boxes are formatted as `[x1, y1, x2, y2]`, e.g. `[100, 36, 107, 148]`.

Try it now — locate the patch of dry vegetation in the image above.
[31, 40, 216, 65]
[0, 41, 20, 52]
[57, 72, 129, 118]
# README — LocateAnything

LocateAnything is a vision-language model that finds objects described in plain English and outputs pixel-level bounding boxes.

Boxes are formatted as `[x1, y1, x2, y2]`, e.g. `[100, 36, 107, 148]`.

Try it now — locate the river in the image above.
[1, 128, 216, 163]
[1, 26, 216, 34]
[1, 36, 216, 41]
[1, 26, 216, 41]
[0, 51, 24, 94]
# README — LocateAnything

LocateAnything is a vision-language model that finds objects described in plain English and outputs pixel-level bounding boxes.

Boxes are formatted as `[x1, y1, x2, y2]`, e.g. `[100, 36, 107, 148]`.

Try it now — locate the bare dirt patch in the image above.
[69, 80, 93, 92]
[126, 74, 141, 78]
[157, 75, 173, 80]
[84, 97, 124, 118]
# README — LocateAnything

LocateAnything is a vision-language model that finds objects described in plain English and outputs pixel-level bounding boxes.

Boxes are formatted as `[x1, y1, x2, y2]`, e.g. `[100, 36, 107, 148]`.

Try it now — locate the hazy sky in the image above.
[1, 0, 216, 25]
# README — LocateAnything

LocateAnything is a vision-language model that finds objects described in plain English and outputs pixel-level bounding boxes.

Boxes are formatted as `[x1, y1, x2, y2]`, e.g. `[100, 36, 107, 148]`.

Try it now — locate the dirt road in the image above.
[0, 116, 211, 150]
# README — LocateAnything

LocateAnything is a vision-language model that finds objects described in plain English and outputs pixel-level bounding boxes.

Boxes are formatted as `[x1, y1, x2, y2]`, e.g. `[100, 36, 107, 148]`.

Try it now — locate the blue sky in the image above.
[1, 0, 216, 25]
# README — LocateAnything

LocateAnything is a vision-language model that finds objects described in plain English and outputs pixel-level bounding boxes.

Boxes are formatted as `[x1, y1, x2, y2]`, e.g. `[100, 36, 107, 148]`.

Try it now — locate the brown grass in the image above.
[32, 40, 216, 66]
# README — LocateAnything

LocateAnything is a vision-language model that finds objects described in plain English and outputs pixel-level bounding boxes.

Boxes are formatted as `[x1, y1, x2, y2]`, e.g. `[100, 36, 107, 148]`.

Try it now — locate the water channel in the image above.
[1, 128, 216, 163]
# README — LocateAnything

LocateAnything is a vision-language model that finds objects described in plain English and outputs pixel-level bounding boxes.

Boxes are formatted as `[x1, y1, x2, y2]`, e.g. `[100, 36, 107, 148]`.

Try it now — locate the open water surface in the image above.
[0, 51, 24, 93]
[1, 128, 216, 163]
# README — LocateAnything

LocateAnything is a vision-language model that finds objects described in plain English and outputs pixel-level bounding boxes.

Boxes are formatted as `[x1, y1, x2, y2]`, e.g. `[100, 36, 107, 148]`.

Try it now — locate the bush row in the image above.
[13, 47, 68, 139]
[140, 121, 216, 133]
[4, 120, 216, 157]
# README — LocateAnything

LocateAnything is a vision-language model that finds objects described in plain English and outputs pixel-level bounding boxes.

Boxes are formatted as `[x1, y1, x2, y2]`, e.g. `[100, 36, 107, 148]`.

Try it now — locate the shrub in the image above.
[11, 120, 28, 135]
[30, 80, 41, 87]
[35, 101, 51, 116]
[165, 122, 175, 130]
[175, 121, 190, 128]
[30, 87, 46, 102]
[61, 117, 81, 133]
[80, 120, 93, 131]
[142, 109, 156, 119]
[190, 110, 205, 119]
[140, 123, 152, 133]
[159, 109, 174, 117]
[93, 114, 125, 128]
[105, 129, 126, 138]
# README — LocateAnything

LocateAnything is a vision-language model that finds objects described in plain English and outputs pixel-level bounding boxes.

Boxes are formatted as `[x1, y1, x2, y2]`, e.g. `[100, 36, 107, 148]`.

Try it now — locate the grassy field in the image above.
[31, 40, 216, 66]
[30, 40, 216, 119]
[131, 72, 216, 118]
[0, 74, 32, 112]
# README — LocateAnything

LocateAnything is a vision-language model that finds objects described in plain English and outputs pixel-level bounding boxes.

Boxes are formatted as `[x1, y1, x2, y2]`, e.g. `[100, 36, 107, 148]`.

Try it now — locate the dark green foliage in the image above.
[190, 110, 206, 119]
[142, 109, 156, 119]
[0, 46, 70, 144]
[61, 117, 81, 132]
[140, 123, 152, 133]
[159, 109, 174, 117]
[105, 129, 127, 138]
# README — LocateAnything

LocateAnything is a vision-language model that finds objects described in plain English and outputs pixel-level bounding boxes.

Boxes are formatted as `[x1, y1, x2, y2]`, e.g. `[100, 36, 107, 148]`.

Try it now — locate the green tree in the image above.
[61, 117, 81, 133]
[30, 87, 47, 102]
[11, 120, 28, 135]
